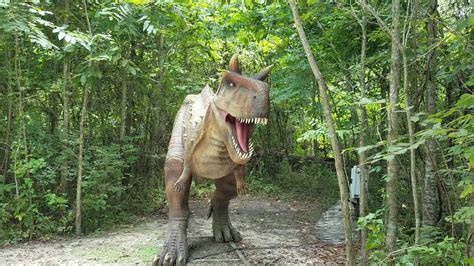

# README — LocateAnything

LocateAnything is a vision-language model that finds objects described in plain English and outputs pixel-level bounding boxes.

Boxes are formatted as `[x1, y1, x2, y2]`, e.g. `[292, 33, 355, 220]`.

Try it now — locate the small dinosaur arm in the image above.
[170, 56, 272, 194]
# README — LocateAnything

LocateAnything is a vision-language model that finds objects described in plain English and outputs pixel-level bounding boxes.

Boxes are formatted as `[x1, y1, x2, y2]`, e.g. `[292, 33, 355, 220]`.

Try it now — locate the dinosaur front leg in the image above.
[209, 174, 242, 243]
[173, 161, 191, 192]
[154, 158, 191, 266]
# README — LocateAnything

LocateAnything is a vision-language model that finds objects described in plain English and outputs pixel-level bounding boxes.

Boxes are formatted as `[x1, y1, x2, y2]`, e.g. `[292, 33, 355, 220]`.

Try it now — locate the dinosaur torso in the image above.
[168, 85, 237, 180]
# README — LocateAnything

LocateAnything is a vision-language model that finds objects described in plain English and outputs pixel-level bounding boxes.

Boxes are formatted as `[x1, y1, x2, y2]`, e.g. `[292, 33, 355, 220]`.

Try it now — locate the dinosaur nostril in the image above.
[253, 96, 257, 99]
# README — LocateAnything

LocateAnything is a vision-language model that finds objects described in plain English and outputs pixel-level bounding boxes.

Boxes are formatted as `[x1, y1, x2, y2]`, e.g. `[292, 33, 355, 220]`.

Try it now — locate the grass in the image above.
[80, 242, 159, 263]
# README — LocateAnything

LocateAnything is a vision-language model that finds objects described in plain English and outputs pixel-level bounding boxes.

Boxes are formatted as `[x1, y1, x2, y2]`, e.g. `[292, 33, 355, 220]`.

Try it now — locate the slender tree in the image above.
[2, 49, 13, 184]
[359, 0, 422, 255]
[119, 78, 127, 143]
[59, 0, 70, 194]
[288, 1, 355, 264]
[385, 0, 401, 252]
[353, 2, 369, 264]
[75, 0, 93, 236]
[423, 0, 440, 227]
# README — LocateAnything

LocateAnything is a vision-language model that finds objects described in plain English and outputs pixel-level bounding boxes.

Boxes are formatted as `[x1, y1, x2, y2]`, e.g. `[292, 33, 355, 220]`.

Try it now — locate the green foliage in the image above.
[357, 209, 385, 261]
[249, 158, 339, 204]
[357, 93, 474, 263]
[0, 1, 471, 264]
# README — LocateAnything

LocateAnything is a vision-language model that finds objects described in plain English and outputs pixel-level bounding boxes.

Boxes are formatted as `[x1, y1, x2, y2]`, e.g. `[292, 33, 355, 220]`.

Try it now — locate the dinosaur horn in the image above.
[229, 54, 240, 73]
[254, 64, 273, 81]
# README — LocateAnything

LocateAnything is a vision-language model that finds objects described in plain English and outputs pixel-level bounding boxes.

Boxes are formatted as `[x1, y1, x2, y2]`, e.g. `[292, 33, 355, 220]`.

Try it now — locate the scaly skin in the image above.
[154, 55, 272, 265]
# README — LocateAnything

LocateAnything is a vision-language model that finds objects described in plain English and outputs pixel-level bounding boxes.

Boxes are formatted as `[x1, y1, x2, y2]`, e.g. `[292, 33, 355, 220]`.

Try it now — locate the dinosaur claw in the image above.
[237, 185, 248, 196]
[173, 181, 183, 192]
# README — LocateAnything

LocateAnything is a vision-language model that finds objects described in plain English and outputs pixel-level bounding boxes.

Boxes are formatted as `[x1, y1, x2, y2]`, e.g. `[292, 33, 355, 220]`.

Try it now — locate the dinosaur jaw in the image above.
[224, 114, 267, 162]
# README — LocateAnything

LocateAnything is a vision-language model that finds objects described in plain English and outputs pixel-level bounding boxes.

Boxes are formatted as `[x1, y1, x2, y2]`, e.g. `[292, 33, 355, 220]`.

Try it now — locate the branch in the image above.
[357, 0, 406, 56]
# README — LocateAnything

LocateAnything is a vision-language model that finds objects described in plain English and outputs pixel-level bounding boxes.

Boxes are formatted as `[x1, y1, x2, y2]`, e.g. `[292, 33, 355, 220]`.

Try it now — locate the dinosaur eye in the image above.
[229, 82, 234, 87]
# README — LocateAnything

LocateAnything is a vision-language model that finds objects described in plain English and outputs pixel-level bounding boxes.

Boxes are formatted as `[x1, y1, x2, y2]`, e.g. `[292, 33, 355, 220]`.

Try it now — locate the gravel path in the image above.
[0, 196, 346, 265]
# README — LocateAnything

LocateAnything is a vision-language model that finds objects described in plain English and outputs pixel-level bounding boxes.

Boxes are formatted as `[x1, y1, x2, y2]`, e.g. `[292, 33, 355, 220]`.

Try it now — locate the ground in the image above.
[0, 196, 346, 264]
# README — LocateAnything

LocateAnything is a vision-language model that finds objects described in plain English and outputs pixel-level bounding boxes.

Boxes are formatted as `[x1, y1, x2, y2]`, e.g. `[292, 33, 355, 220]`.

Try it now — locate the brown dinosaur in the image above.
[154, 55, 272, 266]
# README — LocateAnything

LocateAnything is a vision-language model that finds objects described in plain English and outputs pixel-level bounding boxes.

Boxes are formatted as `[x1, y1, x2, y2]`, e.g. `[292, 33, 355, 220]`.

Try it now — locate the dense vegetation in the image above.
[0, 0, 472, 264]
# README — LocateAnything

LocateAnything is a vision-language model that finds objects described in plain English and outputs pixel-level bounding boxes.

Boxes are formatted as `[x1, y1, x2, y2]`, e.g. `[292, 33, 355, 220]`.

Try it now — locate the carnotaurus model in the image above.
[154, 55, 272, 266]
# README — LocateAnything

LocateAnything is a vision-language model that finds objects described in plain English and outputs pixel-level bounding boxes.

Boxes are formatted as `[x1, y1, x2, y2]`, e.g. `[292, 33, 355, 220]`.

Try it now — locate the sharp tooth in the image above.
[256, 118, 260, 124]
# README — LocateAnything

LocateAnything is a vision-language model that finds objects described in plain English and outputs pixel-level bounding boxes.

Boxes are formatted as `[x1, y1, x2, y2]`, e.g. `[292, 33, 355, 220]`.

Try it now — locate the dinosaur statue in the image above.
[154, 54, 272, 266]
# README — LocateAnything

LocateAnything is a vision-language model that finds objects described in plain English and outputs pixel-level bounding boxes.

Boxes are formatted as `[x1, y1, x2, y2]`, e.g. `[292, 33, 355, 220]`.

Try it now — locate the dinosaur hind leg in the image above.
[209, 174, 242, 243]
[153, 158, 192, 266]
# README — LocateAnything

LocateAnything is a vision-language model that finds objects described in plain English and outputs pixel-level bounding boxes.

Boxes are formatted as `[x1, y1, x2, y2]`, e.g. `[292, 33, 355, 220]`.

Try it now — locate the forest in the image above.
[0, 0, 472, 265]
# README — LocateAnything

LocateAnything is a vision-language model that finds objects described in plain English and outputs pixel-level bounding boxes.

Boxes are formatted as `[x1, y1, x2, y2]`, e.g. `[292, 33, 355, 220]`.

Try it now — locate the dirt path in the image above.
[0, 196, 345, 265]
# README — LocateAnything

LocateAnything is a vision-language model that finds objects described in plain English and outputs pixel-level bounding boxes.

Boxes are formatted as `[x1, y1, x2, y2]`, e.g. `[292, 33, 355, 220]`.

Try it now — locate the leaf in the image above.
[143, 20, 150, 31]
[58, 31, 65, 40]
[466, 147, 474, 169]
[460, 184, 473, 199]
[455, 94, 474, 109]
[80, 75, 87, 85]
[128, 65, 136, 76]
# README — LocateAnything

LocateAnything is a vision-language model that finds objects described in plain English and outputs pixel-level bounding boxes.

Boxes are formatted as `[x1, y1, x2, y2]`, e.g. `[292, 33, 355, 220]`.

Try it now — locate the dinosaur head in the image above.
[212, 54, 272, 164]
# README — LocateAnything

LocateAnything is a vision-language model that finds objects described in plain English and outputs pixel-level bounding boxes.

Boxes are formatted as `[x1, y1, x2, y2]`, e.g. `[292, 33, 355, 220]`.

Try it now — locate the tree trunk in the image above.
[76, 0, 92, 236]
[75, 85, 88, 236]
[59, 0, 70, 195]
[409, 0, 422, 262]
[151, 34, 166, 178]
[403, 35, 421, 266]
[59, 56, 70, 194]
[2, 51, 13, 185]
[120, 79, 127, 143]
[358, 0, 422, 255]
[288, 1, 355, 265]
[423, 0, 440, 227]
[15, 33, 29, 180]
[469, 183, 474, 257]
[386, 0, 401, 253]
[357, 4, 369, 264]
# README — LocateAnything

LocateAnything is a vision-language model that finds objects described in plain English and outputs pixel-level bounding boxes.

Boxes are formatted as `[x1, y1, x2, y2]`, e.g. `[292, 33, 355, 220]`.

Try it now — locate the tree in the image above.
[59, 0, 70, 195]
[75, 0, 93, 236]
[288, 1, 355, 264]
[385, 0, 401, 253]
[352, 2, 369, 264]
[423, 0, 440, 227]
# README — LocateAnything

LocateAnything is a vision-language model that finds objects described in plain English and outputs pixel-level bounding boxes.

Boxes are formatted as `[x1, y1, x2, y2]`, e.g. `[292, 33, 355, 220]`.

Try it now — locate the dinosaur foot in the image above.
[210, 203, 242, 243]
[153, 218, 188, 266]
[213, 219, 242, 243]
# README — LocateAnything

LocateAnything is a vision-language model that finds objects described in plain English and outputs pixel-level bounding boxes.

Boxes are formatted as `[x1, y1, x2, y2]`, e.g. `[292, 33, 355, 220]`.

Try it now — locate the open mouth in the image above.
[225, 115, 268, 159]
